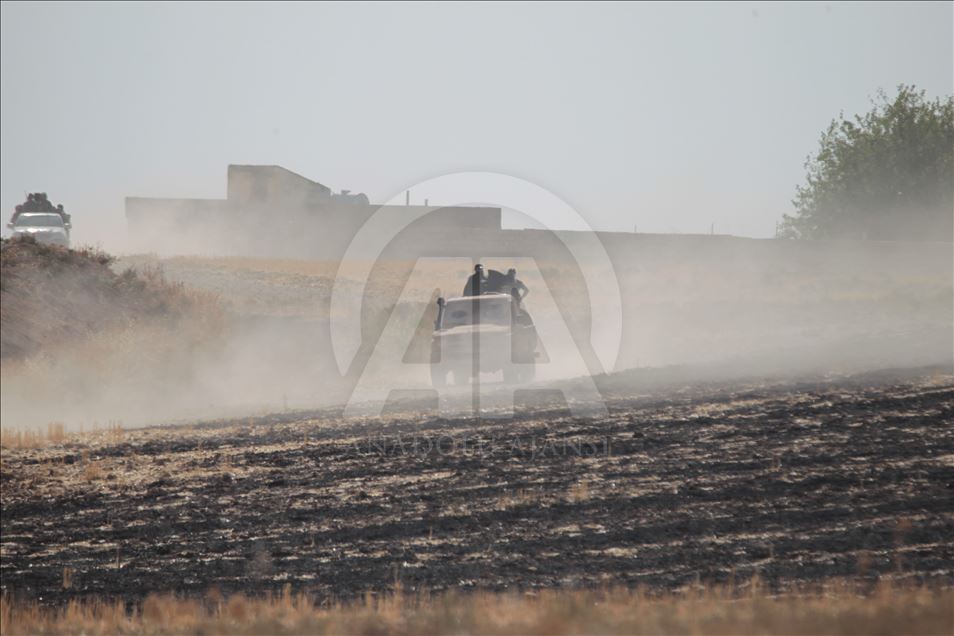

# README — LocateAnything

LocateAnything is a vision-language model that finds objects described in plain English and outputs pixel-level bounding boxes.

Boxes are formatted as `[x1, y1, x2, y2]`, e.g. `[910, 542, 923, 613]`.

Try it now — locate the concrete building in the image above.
[126, 165, 501, 257]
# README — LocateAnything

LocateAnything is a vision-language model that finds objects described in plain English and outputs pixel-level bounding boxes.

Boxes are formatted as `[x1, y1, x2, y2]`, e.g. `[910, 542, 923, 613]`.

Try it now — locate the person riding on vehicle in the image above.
[462, 264, 486, 296]
[462, 264, 529, 301]
[10, 195, 71, 228]
[55, 204, 71, 226]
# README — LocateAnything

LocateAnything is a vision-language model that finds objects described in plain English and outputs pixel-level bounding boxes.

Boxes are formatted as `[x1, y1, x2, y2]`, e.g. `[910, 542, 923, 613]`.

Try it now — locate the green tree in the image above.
[780, 85, 953, 241]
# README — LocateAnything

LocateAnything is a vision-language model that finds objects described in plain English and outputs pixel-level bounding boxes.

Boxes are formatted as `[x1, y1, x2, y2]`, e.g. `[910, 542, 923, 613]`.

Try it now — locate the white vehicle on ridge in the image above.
[7, 213, 71, 248]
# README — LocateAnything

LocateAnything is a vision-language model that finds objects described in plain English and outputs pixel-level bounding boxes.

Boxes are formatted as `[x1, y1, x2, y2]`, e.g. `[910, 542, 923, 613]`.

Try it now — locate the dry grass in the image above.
[81, 459, 105, 482]
[104, 420, 125, 441]
[0, 582, 950, 636]
[61, 569, 74, 592]
[0, 423, 66, 449]
[0, 421, 123, 450]
[567, 479, 591, 503]
[495, 488, 538, 511]
[1, 236, 224, 362]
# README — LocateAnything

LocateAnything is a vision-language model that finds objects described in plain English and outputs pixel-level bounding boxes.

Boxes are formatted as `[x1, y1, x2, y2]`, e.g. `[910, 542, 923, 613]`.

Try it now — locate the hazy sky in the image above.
[2, 2, 951, 246]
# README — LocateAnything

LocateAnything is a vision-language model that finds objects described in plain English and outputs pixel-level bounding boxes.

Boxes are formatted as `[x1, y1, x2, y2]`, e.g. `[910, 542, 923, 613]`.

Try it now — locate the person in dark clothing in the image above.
[462, 265, 529, 301]
[55, 204, 71, 226]
[11, 195, 71, 226]
[498, 268, 529, 301]
[509, 286, 537, 327]
[462, 264, 486, 297]
[482, 267, 529, 300]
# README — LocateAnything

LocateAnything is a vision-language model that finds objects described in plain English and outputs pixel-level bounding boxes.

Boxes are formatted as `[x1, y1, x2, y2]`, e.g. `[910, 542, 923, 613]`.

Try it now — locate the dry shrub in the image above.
[1, 236, 224, 362]
[2, 238, 227, 430]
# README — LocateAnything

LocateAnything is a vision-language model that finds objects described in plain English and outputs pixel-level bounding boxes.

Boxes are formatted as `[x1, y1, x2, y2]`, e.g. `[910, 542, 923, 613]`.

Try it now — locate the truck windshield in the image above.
[443, 297, 511, 328]
[16, 214, 63, 228]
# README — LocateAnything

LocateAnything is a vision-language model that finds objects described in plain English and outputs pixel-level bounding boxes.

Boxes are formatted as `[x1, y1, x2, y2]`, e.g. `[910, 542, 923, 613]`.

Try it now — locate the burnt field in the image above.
[2, 367, 953, 605]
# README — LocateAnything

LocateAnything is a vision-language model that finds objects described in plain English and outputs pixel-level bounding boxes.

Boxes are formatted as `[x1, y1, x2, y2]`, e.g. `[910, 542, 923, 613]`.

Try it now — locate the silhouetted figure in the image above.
[510, 287, 533, 324]
[10, 194, 71, 227]
[462, 265, 529, 301]
[462, 264, 486, 296]
[494, 268, 529, 301]
[55, 204, 71, 226]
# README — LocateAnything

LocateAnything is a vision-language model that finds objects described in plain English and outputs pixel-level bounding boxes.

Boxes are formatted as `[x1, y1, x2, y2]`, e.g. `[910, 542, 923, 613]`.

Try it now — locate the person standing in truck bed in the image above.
[462, 265, 529, 301]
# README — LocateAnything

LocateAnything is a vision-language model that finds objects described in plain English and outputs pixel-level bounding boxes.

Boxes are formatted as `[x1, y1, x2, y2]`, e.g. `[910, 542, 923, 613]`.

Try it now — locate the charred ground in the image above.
[2, 366, 952, 605]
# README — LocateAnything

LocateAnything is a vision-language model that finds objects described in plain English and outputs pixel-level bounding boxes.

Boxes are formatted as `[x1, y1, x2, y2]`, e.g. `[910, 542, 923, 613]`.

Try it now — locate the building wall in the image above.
[125, 164, 504, 256]
[227, 165, 332, 206]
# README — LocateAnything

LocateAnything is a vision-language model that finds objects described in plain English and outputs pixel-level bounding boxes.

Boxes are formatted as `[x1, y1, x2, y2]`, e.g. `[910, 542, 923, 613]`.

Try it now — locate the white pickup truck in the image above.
[7, 213, 71, 248]
[430, 292, 539, 386]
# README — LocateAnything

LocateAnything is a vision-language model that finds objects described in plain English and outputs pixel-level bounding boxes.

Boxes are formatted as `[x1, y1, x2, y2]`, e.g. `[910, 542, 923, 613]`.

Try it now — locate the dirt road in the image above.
[2, 367, 952, 604]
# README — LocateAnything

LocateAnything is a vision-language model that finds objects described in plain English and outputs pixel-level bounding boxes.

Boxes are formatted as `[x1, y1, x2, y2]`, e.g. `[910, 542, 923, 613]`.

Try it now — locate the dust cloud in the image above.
[1, 211, 952, 432]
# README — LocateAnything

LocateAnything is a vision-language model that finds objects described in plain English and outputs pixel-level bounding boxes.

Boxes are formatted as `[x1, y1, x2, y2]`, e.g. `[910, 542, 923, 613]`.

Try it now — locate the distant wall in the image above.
[125, 199, 503, 258]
